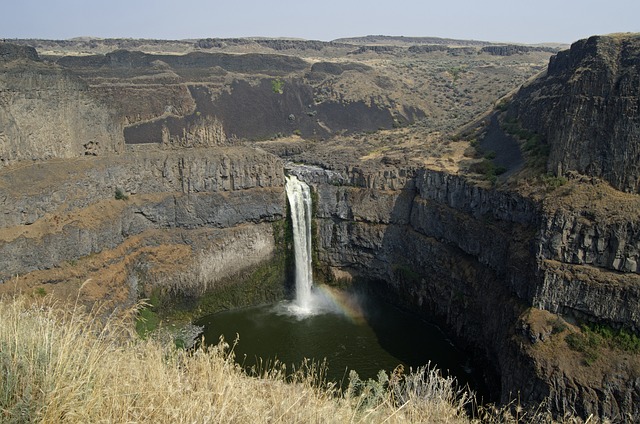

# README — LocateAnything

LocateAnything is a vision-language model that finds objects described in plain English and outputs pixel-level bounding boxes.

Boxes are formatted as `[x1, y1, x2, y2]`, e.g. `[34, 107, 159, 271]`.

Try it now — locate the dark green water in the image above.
[196, 288, 482, 393]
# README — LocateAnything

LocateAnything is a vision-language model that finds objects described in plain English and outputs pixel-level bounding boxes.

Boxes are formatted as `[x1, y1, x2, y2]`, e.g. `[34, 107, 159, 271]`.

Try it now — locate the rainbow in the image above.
[312, 285, 366, 324]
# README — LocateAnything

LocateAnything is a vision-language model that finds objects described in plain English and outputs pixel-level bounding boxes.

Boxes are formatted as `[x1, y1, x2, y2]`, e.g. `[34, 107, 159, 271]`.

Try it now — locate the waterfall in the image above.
[285, 175, 313, 311]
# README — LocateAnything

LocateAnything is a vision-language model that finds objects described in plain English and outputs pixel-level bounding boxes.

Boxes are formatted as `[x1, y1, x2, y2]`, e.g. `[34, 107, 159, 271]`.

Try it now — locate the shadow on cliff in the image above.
[479, 114, 524, 179]
[124, 79, 401, 144]
[338, 177, 495, 401]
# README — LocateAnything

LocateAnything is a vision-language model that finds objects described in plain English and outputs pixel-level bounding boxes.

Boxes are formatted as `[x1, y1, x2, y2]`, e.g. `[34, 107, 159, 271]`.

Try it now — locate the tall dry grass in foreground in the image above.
[0, 295, 475, 423]
[1, 294, 560, 423]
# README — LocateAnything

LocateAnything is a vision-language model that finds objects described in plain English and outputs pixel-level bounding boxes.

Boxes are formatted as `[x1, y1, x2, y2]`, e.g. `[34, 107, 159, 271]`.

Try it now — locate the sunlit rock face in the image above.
[508, 34, 640, 193]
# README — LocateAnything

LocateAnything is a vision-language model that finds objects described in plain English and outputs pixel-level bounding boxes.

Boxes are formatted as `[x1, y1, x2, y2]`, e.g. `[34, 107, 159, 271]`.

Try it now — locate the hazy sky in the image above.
[1, 0, 638, 44]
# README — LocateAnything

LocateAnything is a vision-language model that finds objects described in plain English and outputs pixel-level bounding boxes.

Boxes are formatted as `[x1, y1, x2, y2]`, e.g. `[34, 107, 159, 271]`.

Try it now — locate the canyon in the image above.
[1, 34, 639, 421]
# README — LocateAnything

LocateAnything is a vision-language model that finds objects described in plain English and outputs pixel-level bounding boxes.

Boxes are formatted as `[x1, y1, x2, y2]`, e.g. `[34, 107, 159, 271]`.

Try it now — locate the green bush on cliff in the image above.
[566, 323, 640, 365]
[591, 324, 640, 353]
[135, 291, 161, 337]
[565, 328, 601, 365]
[540, 174, 567, 190]
[271, 78, 284, 94]
[495, 99, 509, 111]
[501, 117, 550, 171]
[115, 187, 128, 200]
[135, 306, 160, 337]
[469, 158, 504, 184]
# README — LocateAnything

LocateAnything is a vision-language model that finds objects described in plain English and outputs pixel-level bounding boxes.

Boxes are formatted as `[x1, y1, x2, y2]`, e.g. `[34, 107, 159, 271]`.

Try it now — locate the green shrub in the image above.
[500, 117, 551, 173]
[115, 187, 128, 201]
[565, 323, 640, 365]
[540, 174, 567, 190]
[591, 324, 640, 353]
[565, 328, 601, 365]
[615, 329, 640, 353]
[447, 66, 467, 82]
[547, 317, 568, 335]
[271, 78, 284, 94]
[135, 307, 160, 338]
[483, 150, 496, 160]
[495, 100, 509, 111]
[469, 159, 501, 184]
[494, 166, 508, 176]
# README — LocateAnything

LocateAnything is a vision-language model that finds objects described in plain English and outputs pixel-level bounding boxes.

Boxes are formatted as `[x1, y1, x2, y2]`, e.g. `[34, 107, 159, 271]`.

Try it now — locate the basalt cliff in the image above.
[507, 34, 640, 193]
[1, 35, 639, 421]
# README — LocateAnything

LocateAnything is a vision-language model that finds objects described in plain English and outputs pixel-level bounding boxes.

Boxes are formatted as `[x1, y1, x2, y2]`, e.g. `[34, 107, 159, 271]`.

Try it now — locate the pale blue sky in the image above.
[1, 0, 638, 44]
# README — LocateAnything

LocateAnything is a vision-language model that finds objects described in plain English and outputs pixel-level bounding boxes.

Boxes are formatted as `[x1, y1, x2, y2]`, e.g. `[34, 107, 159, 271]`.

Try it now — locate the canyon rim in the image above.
[1, 33, 639, 421]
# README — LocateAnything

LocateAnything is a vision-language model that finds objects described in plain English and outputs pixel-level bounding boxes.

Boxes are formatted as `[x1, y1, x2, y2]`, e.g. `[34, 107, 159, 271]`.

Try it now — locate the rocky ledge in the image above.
[0, 147, 286, 311]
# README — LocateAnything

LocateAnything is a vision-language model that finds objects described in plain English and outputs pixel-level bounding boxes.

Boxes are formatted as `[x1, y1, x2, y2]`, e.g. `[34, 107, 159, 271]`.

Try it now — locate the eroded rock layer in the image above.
[0, 148, 286, 308]
[508, 34, 640, 193]
[291, 162, 639, 421]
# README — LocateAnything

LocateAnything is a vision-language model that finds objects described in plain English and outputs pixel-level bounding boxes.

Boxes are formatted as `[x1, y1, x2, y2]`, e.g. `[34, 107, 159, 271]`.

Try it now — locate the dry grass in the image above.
[0, 293, 476, 423]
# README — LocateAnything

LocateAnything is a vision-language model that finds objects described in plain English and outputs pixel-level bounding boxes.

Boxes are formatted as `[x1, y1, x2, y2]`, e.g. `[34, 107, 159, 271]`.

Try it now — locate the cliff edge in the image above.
[507, 34, 640, 193]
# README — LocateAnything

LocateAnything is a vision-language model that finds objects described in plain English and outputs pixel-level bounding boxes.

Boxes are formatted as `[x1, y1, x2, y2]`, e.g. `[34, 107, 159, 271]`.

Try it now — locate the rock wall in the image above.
[124, 222, 280, 300]
[0, 148, 286, 297]
[539, 211, 639, 273]
[0, 49, 123, 166]
[297, 164, 640, 421]
[0, 147, 282, 228]
[508, 34, 640, 193]
[480, 45, 557, 56]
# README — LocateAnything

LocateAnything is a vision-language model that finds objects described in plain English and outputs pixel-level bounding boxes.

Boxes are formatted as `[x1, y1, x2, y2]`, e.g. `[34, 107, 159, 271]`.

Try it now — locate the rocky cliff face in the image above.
[0, 43, 39, 61]
[300, 165, 538, 392]
[480, 45, 557, 56]
[0, 147, 286, 307]
[508, 34, 640, 193]
[0, 45, 123, 167]
[293, 161, 639, 421]
[532, 177, 640, 338]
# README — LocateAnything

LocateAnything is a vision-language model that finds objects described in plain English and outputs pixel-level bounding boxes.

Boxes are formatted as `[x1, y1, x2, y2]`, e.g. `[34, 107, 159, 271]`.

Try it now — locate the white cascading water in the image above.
[285, 175, 314, 312]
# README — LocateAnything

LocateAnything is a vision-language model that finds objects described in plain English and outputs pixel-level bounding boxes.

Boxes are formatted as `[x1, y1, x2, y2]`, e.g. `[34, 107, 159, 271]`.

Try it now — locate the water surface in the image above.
[196, 288, 482, 392]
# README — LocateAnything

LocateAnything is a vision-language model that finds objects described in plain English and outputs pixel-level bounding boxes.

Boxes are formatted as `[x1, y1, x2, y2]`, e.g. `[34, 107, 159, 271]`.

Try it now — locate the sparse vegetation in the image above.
[114, 187, 128, 200]
[135, 306, 160, 337]
[271, 78, 284, 94]
[495, 99, 509, 112]
[483, 150, 496, 160]
[469, 158, 502, 184]
[565, 329, 601, 365]
[135, 295, 161, 337]
[540, 174, 567, 190]
[448, 65, 467, 83]
[192, 255, 288, 315]
[548, 317, 567, 335]
[565, 323, 640, 366]
[501, 117, 549, 171]
[590, 324, 640, 353]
